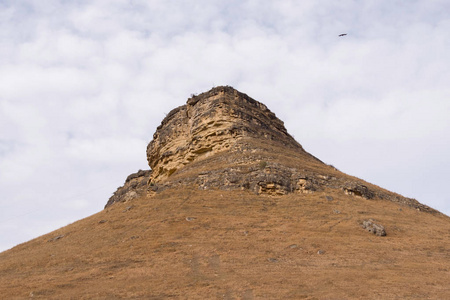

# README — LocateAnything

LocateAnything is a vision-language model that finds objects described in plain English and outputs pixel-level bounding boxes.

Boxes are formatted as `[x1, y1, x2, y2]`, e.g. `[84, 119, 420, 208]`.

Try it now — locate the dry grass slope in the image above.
[1, 186, 449, 299]
[1, 86, 448, 299]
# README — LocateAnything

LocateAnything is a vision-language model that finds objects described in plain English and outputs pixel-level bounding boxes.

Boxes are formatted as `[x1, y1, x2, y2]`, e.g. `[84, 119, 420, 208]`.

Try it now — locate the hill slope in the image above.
[1, 86, 448, 299]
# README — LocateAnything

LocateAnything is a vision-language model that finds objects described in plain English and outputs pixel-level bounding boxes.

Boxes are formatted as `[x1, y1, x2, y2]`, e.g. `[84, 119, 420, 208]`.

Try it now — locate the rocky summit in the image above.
[107, 86, 435, 213]
[1, 86, 449, 299]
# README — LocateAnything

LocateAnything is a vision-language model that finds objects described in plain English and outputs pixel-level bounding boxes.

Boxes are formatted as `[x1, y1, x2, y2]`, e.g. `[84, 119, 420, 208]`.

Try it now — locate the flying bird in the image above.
[339, 33, 347, 37]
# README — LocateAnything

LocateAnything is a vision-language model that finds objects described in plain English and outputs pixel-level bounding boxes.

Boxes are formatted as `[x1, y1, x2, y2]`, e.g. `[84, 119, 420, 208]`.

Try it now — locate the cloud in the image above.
[1, 0, 449, 252]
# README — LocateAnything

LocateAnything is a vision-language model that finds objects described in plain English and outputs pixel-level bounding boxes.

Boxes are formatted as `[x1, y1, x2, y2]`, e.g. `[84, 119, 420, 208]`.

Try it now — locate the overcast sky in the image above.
[1, 0, 449, 252]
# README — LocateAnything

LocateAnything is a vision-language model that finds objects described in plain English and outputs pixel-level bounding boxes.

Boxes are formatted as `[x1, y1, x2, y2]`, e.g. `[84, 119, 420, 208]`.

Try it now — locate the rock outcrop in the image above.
[146, 86, 304, 183]
[105, 169, 151, 208]
[105, 86, 439, 214]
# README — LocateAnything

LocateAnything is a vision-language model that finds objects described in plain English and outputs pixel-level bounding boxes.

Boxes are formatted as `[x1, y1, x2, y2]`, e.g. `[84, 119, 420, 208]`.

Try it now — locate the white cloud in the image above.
[1, 0, 449, 252]
[67, 137, 147, 163]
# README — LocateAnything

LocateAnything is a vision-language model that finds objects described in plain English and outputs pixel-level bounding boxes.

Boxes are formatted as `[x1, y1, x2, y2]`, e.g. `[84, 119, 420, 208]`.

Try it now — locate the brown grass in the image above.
[1, 136, 448, 299]
[1, 186, 449, 299]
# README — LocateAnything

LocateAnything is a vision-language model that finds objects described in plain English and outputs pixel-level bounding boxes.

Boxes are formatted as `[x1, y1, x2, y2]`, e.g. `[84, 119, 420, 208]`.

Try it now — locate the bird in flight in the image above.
[339, 33, 347, 37]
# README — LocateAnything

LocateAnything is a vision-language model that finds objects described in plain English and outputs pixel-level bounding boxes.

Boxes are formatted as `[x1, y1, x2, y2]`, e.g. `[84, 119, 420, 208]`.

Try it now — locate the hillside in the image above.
[1, 86, 449, 299]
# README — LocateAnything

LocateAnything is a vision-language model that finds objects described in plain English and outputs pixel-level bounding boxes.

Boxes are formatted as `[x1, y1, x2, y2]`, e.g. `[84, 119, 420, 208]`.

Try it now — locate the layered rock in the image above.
[146, 86, 303, 183]
[105, 86, 438, 214]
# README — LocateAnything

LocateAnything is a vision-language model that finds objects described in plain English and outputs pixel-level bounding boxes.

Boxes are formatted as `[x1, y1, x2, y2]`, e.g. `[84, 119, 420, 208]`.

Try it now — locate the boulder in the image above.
[362, 219, 386, 236]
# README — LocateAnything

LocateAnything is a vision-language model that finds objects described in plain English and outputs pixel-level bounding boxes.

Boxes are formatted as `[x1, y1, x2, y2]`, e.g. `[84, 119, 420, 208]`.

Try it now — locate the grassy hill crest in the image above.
[1, 87, 448, 299]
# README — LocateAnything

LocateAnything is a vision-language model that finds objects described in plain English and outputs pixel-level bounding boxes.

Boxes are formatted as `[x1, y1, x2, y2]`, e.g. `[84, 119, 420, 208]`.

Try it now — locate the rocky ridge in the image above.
[106, 86, 437, 214]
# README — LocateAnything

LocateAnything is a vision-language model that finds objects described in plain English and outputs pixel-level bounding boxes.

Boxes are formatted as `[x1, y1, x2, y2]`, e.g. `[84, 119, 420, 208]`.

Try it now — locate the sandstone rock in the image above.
[297, 178, 315, 194]
[105, 169, 151, 208]
[104, 86, 440, 215]
[343, 184, 374, 199]
[362, 219, 386, 236]
[146, 86, 304, 183]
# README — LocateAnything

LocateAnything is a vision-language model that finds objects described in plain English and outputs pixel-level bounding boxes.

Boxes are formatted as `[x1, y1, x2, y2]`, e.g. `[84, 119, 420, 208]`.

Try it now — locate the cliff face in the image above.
[146, 86, 302, 183]
[106, 86, 436, 214]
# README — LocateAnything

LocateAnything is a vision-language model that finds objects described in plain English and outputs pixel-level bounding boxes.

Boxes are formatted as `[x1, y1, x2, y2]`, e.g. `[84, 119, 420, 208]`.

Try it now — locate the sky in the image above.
[1, 0, 449, 252]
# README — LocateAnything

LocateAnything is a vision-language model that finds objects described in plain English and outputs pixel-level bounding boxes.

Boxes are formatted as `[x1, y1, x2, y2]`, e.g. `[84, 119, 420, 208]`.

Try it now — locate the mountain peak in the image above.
[3, 87, 449, 300]
[107, 87, 437, 214]
[146, 86, 303, 182]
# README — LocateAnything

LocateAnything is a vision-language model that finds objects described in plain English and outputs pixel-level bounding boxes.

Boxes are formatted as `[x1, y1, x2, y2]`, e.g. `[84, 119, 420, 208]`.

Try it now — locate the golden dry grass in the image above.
[1, 136, 449, 299]
[1, 186, 449, 299]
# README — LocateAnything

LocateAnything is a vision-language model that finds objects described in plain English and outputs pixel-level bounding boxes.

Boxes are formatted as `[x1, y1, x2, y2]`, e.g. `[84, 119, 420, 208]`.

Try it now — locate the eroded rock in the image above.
[343, 185, 374, 199]
[146, 86, 303, 183]
[105, 170, 151, 208]
[103, 86, 440, 215]
[362, 219, 386, 236]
